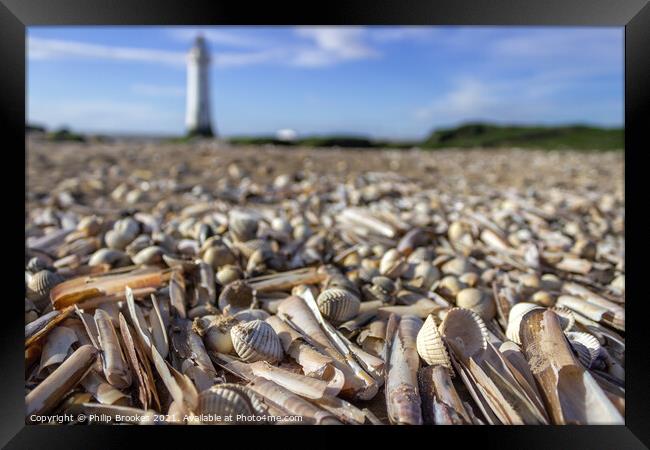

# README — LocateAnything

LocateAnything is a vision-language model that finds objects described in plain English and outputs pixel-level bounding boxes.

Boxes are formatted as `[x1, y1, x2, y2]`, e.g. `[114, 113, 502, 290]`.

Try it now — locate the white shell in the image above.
[198, 384, 256, 423]
[550, 306, 576, 332]
[439, 307, 488, 360]
[230, 319, 284, 364]
[316, 288, 361, 324]
[379, 248, 407, 278]
[416, 314, 452, 371]
[566, 331, 603, 369]
[455, 288, 496, 320]
[506, 302, 543, 344]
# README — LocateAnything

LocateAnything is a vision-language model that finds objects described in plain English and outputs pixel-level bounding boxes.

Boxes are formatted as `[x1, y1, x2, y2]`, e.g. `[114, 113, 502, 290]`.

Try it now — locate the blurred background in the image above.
[26, 26, 623, 150]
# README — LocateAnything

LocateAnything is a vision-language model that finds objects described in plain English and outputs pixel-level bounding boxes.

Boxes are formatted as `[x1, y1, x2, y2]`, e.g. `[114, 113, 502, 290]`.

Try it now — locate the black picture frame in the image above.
[3, 0, 648, 447]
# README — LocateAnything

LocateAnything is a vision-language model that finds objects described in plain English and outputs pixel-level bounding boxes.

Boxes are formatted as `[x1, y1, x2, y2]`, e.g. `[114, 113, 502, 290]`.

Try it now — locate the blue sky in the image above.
[27, 26, 623, 139]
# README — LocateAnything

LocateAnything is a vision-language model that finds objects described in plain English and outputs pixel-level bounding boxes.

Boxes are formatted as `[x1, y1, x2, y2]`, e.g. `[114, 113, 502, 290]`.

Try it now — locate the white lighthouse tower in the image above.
[185, 35, 215, 137]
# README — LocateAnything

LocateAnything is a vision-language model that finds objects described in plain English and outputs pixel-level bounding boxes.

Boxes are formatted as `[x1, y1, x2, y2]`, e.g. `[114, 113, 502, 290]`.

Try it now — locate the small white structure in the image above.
[276, 128, 298, 142]
[185, 35, 215, 137]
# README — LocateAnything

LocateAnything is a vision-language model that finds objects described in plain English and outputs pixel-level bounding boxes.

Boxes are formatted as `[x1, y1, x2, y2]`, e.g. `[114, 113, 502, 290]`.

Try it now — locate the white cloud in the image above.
[291, 27, 380, 67]
[28, 37, 185, 66]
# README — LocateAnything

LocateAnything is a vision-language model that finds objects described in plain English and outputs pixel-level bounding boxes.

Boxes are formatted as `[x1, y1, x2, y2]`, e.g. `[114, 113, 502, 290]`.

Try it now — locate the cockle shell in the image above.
[26, 256, 50, 273]
[27, 270, 65, 304]
[505, 302, 544, 344]
[379, 248, 407, 278]
[202, 244, 237, 270]
[216, 265, 244, 286]
[201, 315, 238, 354]
[218, 280, 255, 313]
[458, 272, 479, 287]
[131, 246, 165, 266]
[441, 257, 473, 276]
[455, 288, 496, 321]
[233, 309, 270, 323]
[198, 384, 256, 423]
[316, 288, 361, 324]
[439, 307, 488, 360]
[438, 275, 462, 298]
[550, 306, 576, 332]
[566, 331, 604, 369]
[230, 319, 284, 364]
[88, 248, 131, 268]
[416, 314, 452, 371]
[104, 217, 139, 250]
[229, 210, 259, 243]
[125, 234, 153, 256]
[371, 276, 397, 295]
[409, 262, 440, 290]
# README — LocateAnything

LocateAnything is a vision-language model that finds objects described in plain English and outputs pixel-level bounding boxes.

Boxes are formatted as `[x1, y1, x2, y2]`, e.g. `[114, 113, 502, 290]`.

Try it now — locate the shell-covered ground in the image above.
[25, 138, 624, 425]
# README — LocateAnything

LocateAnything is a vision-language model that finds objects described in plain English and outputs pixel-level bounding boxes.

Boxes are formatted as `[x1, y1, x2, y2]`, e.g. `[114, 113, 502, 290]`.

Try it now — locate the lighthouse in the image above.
[185, 35, 215, 137]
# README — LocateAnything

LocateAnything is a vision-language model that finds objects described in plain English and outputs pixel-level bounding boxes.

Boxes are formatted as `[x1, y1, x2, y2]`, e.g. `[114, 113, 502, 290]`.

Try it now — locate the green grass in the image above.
[46, 127, 86, 143]
[422, 123, 623, 151]
[228, 124, 623, 151]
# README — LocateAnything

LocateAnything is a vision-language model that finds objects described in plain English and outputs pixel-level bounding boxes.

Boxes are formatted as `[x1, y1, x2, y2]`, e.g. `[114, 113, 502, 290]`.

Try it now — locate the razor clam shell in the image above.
[26, 345, 98, 418]
[385, 314, 423, 425]
[316, 288, 361, 324]
[247, 377, 341, 425]
[38, 326, 78, 376]
[440, 307, 489, 361]
[230, 319, 284, 364]
[95, 308, 132, 389]
[416, 314, 452, 371]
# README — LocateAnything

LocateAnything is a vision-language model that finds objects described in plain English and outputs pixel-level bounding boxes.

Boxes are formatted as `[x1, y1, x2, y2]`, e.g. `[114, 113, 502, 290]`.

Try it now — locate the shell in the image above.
[505, 302, 544, 344]
[233, 309, 270, 323]
[88, 248, 131, 267]
[379, 248, 407, 278]
[202, 316, 238, 354]
[416, 314, 452, 371]
[124, 234, 153, 256]
[198, 384, 256, 423]
[438, 275, 462, 298]
[131, 246, 165, 266]
[409, 262, 440, 290]
[218, 280, 255, 313]
[566, 331, 604, 369]
[229, 210, 259, 242]
[316, 288, 361, 324]
[458, 272, 479, 287]
[371, 276, 397, 295]
[27, 270, 65, 303]
[105, 217, 139, 250]
[531, 290, 555, 307]
[439, 307, 488, 360]
[455, 288, 496, 320]
[202, 244, 237, 270]
[26, 256, 50, 273]
[550, 306, 576, 332]
[230, 319, 284, 364]
[441, 257, 472, 276]
[216, 265, 244, 285]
